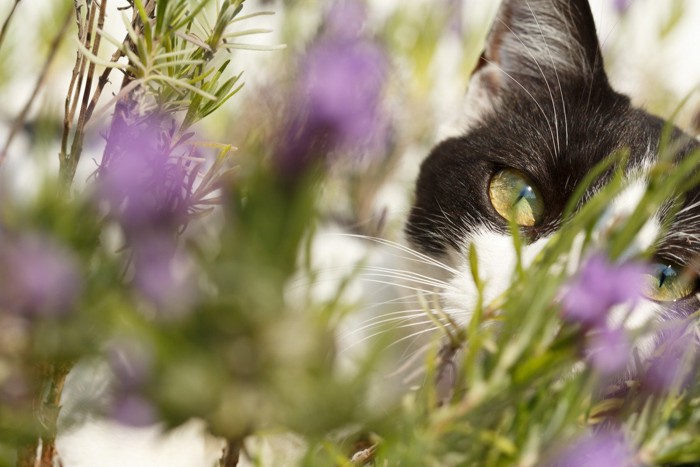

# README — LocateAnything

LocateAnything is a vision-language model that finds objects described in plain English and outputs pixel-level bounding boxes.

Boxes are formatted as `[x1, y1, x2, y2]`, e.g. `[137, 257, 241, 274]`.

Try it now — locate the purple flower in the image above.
[551, 430, 635, 467]
[586, 327, 631, 375]
[322, 0, 367, 40]
[0, 234, 82, 317]
[98, 116, 192, 234]
[0, 368, 28, 405]
[108, 340, 153, 391]
[561, 254, 646, 327]
[276, 1, 388, 179]
[132, 235, 197, 318]
[445, 0, 465, 36]
[109, 392, 157, 427]
[642, 321, 698, 393]
[612, 0, 632, 14]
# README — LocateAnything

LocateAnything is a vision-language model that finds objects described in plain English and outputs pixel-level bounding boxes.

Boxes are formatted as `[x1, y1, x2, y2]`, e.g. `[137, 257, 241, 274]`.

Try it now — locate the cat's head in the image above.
[405, 0, 700, 330]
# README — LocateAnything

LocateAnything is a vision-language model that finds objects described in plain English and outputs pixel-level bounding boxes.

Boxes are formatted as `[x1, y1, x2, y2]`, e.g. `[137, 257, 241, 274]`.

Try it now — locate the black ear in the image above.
[464, 0, 608, 122]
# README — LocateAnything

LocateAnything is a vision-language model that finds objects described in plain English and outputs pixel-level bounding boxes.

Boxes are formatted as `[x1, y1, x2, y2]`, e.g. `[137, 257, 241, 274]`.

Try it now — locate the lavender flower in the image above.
[132, 235, 197, 318]
[552, 430, 635, 467]
[586, 327, 631, 375]
[276, 0, 388, 178]
[561, 254, 646, 327]
[0, 234, 82, 317]
[642, 321, 698, 393]
[445, 0, 465, 37]
[108, 340, 154, 391]
[98, 116, 191, 235]
[612, 0, 632, 14]
[322, 0, 367, 40]
[109, 392, 157, 427]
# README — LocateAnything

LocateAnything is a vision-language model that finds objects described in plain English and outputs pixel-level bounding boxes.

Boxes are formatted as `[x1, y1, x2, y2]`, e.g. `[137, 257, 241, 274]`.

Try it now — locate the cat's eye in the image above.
[643, 264, 696, 302]
[488, 169, 544, 227]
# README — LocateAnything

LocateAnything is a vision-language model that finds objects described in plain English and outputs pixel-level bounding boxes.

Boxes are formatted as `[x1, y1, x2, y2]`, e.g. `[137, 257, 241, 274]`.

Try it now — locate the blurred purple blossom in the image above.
[0, 234, 82, 318]
[586, 327, 631, 375]
[108, 340, 154, 391]
[110, 392, 157, 427]
[132, 235, 197, 318]
[445, 0, 465, 37]
[323, 0, 367, 40]
[642, 321, 698, 393]
[276, 0, 388, 179]
[561, 254, 646, 328]
[612, 0, 632, 14]
[98, 116, 193, 235]
[551, 430, 635, 467]
[0, 369, 28, 405]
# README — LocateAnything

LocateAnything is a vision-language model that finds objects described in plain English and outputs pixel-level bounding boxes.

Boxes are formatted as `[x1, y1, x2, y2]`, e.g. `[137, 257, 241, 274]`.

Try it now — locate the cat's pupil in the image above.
[658, 265, 676, 288]
[514, 186, 536, 206]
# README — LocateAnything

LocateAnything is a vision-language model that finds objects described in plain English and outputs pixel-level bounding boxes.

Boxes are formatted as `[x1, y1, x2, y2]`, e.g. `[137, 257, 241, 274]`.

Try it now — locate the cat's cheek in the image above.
[441, 230, 550, 326]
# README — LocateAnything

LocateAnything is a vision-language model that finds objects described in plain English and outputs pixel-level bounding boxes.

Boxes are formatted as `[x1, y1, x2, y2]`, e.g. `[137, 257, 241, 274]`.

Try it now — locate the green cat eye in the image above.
[643, 264, 696, 302]
[488, 169, 544, 227]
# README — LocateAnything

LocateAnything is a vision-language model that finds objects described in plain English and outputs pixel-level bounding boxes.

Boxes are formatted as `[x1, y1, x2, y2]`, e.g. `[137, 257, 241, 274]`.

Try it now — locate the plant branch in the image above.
[0, 0, 21, 51]
[61, 1, 91, 168]
[62, 0, 107, 186]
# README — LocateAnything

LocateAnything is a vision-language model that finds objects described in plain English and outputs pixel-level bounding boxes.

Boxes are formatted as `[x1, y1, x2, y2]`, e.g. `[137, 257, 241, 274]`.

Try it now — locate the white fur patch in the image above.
[443, 229, 550, 325]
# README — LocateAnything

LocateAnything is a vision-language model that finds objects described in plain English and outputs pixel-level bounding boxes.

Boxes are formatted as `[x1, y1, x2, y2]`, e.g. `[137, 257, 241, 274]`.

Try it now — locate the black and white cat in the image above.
[406, 0, 700, 334]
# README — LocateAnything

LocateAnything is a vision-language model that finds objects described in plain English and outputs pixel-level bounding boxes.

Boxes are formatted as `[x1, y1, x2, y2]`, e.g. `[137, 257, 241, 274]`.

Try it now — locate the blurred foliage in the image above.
[0, 1, 699, 467]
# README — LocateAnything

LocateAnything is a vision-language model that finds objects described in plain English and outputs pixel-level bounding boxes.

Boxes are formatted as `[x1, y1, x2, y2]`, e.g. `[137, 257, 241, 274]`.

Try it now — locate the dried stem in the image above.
[15, 362, 72, 467]
[0, 0, 21, 51]
[16, 440, 38, 467]
[61, 1, 91, 165]
[37, 363, 71, 467]
[62, 0, 107, 185]
[0, 7, 72, 166]
[220, 439, 242, 467]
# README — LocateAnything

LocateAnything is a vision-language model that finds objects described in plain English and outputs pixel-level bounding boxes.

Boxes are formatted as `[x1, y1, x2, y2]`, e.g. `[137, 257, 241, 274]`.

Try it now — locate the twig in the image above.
[62, 0, 107, 185]
[38, 363, 71, 467]
[15, 362, 72, 467]
[0, 0, 21, 51]
[220, 439, 242, 467]
[351, 445, 377, 465]
[84, 47, 125, 122]
[16, 439, 39, 467]
[61, 1, 90, 167]
[0, 7, 73, 166]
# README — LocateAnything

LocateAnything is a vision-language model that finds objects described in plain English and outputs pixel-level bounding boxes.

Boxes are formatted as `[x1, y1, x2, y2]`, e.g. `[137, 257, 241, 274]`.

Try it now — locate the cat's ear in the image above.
[463, 0, 607, 124]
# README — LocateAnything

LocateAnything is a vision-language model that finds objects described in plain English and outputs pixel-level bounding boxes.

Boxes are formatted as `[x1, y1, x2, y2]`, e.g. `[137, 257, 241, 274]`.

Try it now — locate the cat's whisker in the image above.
[347, 308, 437, 329]
[347, 317, 448, 339]
[340, 319, 440, 353]
[358, 279, 446, 296]
[359, 269, 455, 291]
[330, 233, 459, 275]
[386, 341, 434, 379]
[387, 325, 450, 350]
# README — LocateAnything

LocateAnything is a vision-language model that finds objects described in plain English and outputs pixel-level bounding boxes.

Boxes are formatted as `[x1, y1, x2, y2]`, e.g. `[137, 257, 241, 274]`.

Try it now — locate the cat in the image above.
[405, 0, 700, 339]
